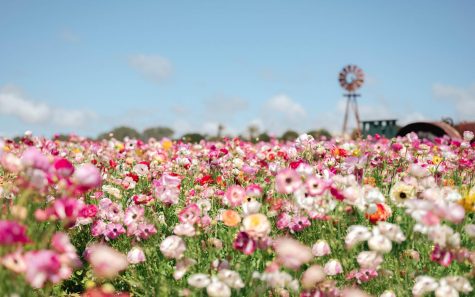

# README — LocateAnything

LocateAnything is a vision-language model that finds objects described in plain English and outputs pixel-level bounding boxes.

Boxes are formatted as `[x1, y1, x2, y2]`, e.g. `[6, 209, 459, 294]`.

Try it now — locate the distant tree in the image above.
[248, 124, 259, 141]
[142, 127, 174, 140]
[53, 134, 71, 141]
[307, 129, 332, 140]
[98, 126, 141, 140]
[281, 130, 299, 141]
[217, 124, 225, 138]
[181, 133, 205, 143]
[257, 132, 271, 142]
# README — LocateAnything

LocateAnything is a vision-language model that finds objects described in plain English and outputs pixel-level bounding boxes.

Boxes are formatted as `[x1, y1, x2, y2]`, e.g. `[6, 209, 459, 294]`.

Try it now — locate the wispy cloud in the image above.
[266, 94, 306, 120]
[128, 54, 173, 84]
[0, 86, 96, 128]
[433, 83, 475, 119]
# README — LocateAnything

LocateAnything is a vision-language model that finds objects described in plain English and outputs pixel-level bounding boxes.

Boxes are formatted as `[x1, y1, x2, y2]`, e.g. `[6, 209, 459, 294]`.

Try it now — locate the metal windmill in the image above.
[339, 65, 365, 136]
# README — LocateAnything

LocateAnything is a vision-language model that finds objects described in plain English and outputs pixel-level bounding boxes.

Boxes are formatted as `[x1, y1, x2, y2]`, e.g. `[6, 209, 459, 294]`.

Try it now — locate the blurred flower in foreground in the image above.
[85, 244, 128, 278]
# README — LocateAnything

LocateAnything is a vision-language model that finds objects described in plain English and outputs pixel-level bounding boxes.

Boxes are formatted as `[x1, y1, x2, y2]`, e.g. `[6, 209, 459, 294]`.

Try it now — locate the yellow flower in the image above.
[459, 187, 475, 212]
[352, 149, 361, 157]
[432, 155, 442, 165]
[162, 139, 173, 151]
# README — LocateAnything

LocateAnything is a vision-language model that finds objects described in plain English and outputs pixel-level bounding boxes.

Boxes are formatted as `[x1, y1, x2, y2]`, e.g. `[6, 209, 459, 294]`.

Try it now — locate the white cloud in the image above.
[129, 54, 173, 84]
[0, 86, 96, 128]
[432, 83, 475, 119]
[266, 94, 306, 120]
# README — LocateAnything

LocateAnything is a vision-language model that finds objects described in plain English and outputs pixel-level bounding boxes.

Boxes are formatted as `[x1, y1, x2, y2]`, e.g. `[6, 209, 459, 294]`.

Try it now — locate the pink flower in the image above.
[223, 185, 246, 207]
[305, 176, 327, 196]
[51, 232, 81, 268]
[86, 244, 128, 278]
[91, 220, 107, 237]
[160, 235, 186, 259]
[178, 204, 201, 224]
[324, 259, 343, 275]
[276, 212, 291, 230]
[0, 220, 30, 245]
[73, 164, 101, 192]
[24, 250, 70, 288]
[1, 250, 26, 273]
[134, 223, 157, 240]
[53, 197, 85, 224]
[275, 169, 302, 194]
[127, 246, 146, 264]
[312, 240, 331, 257]
[21, 147, 50, 171]
[124, 205, 144, 226]
[346, 268, 378, 283]
[289, 216, 311, 232]
[104, 223, 126, 240]
[274, 237, 313, 270]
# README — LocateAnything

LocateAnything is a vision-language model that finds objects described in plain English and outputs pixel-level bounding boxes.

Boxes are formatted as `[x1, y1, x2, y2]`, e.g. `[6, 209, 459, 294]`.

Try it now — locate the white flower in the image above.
[217, 269, 244, 289]
[160, 235, 186, 259]
[463, 130, 474, 141]
[441, 276, 473, 293]
[242, 200, 261, 216]
[357, 251, 383, 269]
[368, 234, 392, 254]
[412, 276, 439, 297]
[435, 284, 459, 297]
[345, 225, 371, 249]
[173, 223, 196, 237]
[188, 273, 211, 288]
[173, 257, 196, 280]
[380, 290, 396, 297]
[376, 222, 406, 243]
[301, 265, 326, 289]
[206, 278, 231, 297]
[464, 224, 475, 238]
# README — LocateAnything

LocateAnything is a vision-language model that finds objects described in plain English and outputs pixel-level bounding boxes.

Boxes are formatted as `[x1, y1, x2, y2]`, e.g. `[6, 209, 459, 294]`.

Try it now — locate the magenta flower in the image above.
[233, 232, 256, 255]
[430, 244, 453, 267]
[0, 220, 30, 245]
[53, 158, 75, 178]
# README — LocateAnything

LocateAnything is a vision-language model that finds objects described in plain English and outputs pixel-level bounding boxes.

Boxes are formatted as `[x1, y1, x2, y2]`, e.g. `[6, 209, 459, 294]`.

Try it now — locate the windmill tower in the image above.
[338, 65, 364, 136]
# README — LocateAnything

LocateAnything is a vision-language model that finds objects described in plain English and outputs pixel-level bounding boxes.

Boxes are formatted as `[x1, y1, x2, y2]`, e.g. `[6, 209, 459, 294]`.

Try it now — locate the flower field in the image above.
[0, 132, 474, 297]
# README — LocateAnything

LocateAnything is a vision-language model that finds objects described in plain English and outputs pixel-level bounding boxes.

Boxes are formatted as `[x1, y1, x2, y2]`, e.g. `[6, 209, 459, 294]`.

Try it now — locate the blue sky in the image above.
[1, 0, 474, 138]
